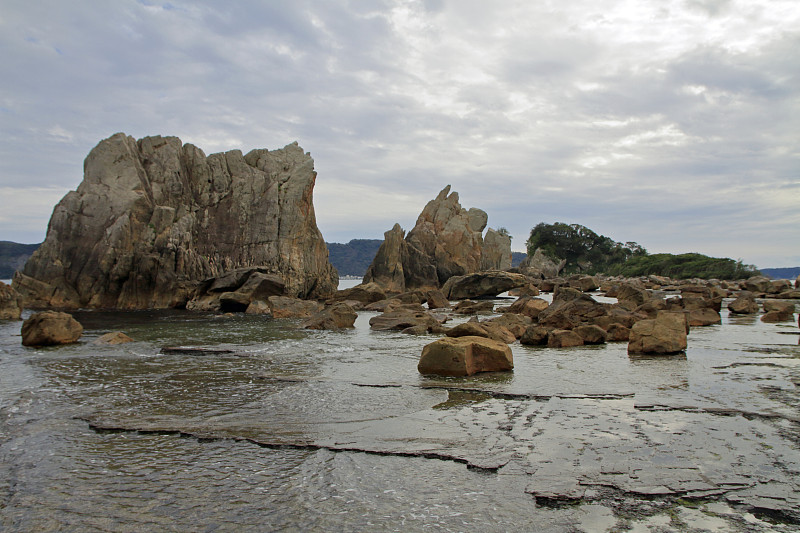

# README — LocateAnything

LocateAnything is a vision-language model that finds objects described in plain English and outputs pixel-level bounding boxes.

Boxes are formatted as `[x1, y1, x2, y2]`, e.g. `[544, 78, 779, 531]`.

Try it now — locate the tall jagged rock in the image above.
[13, 133, 338, 309]
[363, 185, 510, 293]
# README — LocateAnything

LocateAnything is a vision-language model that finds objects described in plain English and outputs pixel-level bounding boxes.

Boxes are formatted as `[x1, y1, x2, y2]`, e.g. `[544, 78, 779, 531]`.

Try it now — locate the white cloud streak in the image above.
[0, 0, 798, 267]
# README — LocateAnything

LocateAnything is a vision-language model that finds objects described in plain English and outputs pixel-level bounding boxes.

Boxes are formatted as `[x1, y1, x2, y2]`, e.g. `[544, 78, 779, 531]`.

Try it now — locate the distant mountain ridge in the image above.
[760, 267, 800, 280]
[0, 241, 40, 279]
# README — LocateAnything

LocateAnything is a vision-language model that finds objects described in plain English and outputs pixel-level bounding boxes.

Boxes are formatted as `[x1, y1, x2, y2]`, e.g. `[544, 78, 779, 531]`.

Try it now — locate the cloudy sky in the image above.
[1, 0, 798, 268]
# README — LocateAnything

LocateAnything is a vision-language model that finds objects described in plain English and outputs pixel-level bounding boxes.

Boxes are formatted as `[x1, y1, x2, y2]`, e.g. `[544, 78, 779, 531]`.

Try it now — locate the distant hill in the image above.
[760, 267, 800, 280]
[0, 241, 40, 279]
[326, 239, 383, 277]
[511, 252, 526, 268]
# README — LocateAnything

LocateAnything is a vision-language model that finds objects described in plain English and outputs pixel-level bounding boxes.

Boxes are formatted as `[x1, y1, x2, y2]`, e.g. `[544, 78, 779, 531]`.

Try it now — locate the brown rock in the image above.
[687, 308, 721, 327]
[453, 300, 495, 315]
[441, 271, 529, 300]
[267, 296, 323, 318]
[424, 289, 451, 309]
[547, 329, 584, 348]
[302, 303, 358, 329]
[538, 289, 608, 330]
[418, 336, 513, 376]
[606, 323, 631, 342]
[328, 282, 387, 305]
[13, 134, 337, 309]
[480, 228, 512, 271]
[21, 311, 83, 346]
[369, 305, 441, 331]
[484, 313, 532, 339]
[627, 311, 688, 355]
[504, 296, 550, 319]
[728, 293, 759, 314]
[93, 331, 134, 345]
[0, 281, 23, 320]
[520, 325, 550, 345]
[508, 284, 540, 298]
[573, 324, 607, 344]
[761, 310, 794, 323]
[245, 300, 272, 315]
[763, 301, 795, 314]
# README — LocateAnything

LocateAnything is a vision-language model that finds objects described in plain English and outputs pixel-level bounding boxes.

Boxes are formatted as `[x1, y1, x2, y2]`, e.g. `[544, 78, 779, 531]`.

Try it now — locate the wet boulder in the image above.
[605, 323, 631, 342]
[761, 301, 795, 323]
[547, 329, 584, 348]
[453, 300, 495, 315]
[369, 305, 442, 331]
[0, 281, 23, 320]
[484, 313, 533, 339]
[418, 336, 513, 376]
[573, 324, 607, 345]
[441, 271, 529, 300]
[613, 281, 650, 308]
[569, 275, 600, 292]
[627, 311, 688, 355]
[92, 331, 134, 345]
[327, 282, 387, 305]
[520, 325, 550, 346]
[508, 284, 540, 298]
[302, 303, 358, 330]
[21, 311, 83, 346]
[424, 289, 450, 309]
[728, 293, 759, 314]
[267, 296, 324, 318]
[445, 321, 515, 344]
[538, 288, 608, 330]
[743, 276, 771, 295]
[686, 308, 722, 327]
[502, 296, 550, 319]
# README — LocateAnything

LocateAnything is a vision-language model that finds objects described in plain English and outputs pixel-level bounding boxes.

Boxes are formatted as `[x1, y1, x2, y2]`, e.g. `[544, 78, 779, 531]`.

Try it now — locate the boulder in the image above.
[570, 275, 600, 292]
[606, 323, 631, 342]
[520, 325, 550, 346]
[547, 329, 584, 348]
[327, 282, 387, 305]
[93, 331, 134, 345]
[761, 310, 794, 323]
[503, 296, 550, 319]
[424, 289, 450, 309]
[538, 288, 608, 330]
[627, 311, 688, 355]
[0, 281, 23, 320]
[763, 301, 795, 314]
[508, 284, 540, 298]
[21, 311, 83, 346]
[728, 293, 759, 314]
[687, 308, 722, 327]
[13, 134, 337, 310]
[245, 300, 272, 315]
[369, 305, 442, 331]
[418, 336, 513, 376]
[441, 271, 529, 300]
[453, 300, 495, 315]
[364, 185, 500, 292]
[267, 296, 323, 318]
[614, 282, 650, 308]
[302, 303, 358, 329]
[518, 248, 564, 279]
[573, 324, 607, 344]
[484, 313, 533, 339]
[445, 322, 515, 344]
[743, 276, 771, 294]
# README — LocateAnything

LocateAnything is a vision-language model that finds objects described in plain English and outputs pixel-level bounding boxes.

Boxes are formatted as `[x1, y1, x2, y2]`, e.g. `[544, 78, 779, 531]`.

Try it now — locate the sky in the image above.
[1, 0, 798, 269]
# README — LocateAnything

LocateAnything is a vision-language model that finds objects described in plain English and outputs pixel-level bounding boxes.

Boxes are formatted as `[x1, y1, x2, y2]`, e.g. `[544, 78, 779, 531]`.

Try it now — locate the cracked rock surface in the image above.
[1, 296, 799, 531]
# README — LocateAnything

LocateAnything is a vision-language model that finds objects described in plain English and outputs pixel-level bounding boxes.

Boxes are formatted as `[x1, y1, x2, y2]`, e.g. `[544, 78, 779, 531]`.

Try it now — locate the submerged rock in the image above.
[728, 293, 759, 314]
[418, 336, 513, 376]
[302, 303, 358, 330]
[14, 133, 337, 310]
[21, 311, 83, 346]
[267, 296, 323, 318]
[92, 331, 134, 345]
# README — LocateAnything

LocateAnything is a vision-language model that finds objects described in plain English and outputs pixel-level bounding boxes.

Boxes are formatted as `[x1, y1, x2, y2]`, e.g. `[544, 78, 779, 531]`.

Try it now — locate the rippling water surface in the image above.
[1, 285, 799, 532]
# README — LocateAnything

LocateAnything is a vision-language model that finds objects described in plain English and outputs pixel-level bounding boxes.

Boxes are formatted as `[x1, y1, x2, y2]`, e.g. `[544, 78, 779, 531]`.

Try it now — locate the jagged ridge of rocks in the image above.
[13, 133, 338, 309]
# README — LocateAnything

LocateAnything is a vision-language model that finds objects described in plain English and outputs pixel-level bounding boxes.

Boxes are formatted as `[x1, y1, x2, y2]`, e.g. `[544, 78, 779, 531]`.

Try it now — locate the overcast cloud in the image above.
[1, 0, 798, 268]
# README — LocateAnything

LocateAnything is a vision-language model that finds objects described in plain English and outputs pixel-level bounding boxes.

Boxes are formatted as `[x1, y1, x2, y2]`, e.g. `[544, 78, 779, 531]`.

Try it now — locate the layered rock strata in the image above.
[14, 133, 337, 309]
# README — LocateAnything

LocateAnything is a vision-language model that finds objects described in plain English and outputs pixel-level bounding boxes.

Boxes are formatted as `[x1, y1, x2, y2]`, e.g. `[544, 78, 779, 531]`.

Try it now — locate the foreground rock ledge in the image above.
[418, 335, 513, 376]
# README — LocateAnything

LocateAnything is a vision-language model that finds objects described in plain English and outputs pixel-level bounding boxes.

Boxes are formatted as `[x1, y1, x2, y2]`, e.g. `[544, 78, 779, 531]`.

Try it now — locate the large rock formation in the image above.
[0, 281, 23, 320]
[363, 186, 510, 292]
[13, 134, 337, 309]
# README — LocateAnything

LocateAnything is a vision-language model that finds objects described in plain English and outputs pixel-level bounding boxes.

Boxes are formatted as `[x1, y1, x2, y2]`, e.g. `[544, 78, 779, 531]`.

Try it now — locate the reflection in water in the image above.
[1, 301, 799, 531]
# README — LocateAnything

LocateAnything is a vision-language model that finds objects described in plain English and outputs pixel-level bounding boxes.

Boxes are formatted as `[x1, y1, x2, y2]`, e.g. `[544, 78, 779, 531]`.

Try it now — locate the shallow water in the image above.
[1, 289, 799, 531]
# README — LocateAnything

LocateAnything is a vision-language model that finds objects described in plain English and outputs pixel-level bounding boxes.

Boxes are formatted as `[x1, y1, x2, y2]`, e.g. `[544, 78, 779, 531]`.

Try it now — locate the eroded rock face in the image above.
[13, 133, 337, 310]
[364, 186, 510, 292]
[21, 311, 83, 346]
[0, 281, 23, 320]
